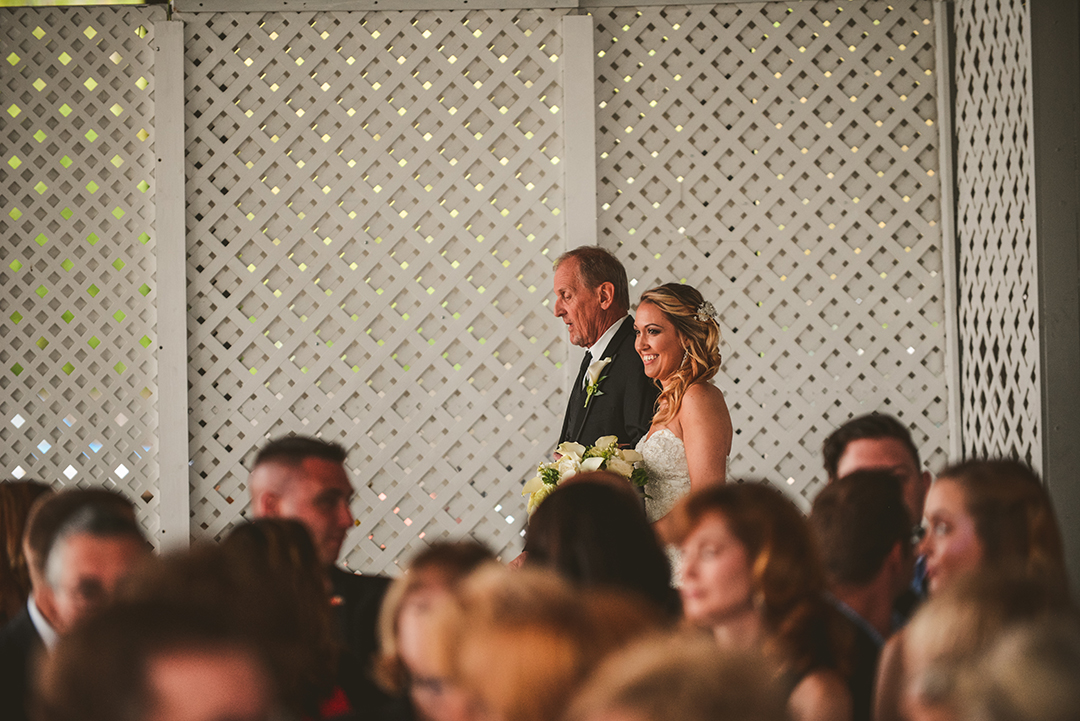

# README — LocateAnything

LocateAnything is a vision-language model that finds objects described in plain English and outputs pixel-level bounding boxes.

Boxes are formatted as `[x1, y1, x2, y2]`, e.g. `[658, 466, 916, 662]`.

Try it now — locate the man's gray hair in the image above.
[554, 246, 630, 312]
[44, 501, 144, 589]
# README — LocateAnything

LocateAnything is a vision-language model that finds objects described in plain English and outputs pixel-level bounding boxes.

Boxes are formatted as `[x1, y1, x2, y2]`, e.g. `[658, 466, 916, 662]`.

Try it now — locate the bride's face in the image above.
[634, 302, 683, 383]
[679, 513, 755, 626]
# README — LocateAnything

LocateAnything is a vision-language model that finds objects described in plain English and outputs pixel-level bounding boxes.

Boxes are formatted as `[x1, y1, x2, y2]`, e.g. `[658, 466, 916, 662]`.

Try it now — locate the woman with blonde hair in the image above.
[373, 541, 496, 721]
[634, 282, 732, 522]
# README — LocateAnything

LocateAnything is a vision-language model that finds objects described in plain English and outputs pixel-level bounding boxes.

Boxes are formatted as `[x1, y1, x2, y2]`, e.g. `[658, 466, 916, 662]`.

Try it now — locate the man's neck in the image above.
[832, 581, 893, 640]
[587, 313, 628, 359]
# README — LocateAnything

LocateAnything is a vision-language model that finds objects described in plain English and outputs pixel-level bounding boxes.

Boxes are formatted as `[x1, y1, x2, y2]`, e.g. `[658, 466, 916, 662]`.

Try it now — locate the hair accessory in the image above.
[696, 301, 718, 324]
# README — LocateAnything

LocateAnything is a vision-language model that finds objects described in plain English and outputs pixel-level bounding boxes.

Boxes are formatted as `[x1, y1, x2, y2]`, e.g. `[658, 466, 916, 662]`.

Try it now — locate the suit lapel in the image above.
[573, 317, 634, 443]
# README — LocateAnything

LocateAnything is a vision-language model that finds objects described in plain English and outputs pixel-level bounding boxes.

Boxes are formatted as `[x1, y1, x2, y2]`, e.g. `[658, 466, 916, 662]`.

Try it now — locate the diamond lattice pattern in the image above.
[953, 0, 1040, 469]
[0, 7, 161, 538]
[183, 10, 568, 572]
[593, 1, 951, 507]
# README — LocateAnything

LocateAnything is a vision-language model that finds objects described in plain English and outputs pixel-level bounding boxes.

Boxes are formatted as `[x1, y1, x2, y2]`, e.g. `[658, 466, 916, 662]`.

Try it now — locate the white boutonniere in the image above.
[583, 356, 612, 408]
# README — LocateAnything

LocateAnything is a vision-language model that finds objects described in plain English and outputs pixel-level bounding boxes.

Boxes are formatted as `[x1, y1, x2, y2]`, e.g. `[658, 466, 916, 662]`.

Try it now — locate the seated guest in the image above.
[120, 530, 349, 721]
[673, 482, 853, 721]
[375, 541, 496, 721]
[810, 470, 914, 721]
[524, 472, 678, 617]
[433, 566, 659, 721]
[567, 634, 787, 721]
[35, 598, 276, 721]
[822, 413, 932, 615]
[0, 480, 51, 627]
[874, 459, 1069, 721]
[963, 615, 1080, 721]
[247, 435, 392, 714]
[224, 519, 352, 720]
[901, 573, 1070, 721]
[0, 489, 145, 721]
[822, 414, 932, 530]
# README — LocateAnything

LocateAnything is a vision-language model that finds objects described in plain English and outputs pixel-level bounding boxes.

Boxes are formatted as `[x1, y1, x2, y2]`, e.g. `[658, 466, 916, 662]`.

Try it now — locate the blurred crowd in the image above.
[0, 416, 1076, 721]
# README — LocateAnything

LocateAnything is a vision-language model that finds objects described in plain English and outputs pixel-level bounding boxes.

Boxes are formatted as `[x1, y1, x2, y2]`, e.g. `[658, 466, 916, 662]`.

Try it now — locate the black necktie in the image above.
[570, 350, 592, 410]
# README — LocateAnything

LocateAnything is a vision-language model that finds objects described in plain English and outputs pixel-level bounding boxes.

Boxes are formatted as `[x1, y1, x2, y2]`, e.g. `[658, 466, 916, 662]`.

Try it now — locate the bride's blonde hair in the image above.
[638, 283, 722, 426]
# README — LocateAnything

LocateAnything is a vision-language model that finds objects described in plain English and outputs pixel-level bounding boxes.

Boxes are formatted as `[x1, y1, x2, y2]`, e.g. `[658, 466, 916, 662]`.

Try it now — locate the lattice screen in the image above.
[182, 9, 568, 572]
[953, 0, 1040, 468]
[0, 6, 162, 538]
[593, 1, 951, 507]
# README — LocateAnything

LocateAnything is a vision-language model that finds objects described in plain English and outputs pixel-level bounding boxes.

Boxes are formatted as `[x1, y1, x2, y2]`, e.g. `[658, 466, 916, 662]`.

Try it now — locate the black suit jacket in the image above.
[330, 567, 393, 716]
[0, 607, 44, 721]
[559, 316, 658, 448]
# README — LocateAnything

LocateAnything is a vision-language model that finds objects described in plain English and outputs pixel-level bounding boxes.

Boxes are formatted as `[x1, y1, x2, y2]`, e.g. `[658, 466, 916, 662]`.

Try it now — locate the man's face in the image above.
[50, 533, 146, 633]
[553, 260, 611, 348]
[261, 457, 355, 565]
[835, 436, 930, 524]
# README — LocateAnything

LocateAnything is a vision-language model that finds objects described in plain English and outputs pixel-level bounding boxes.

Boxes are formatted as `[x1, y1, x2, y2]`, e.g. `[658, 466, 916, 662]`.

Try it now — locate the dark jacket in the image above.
[0, 607, 44, 721]
[559, 316, 658, 449]
[330, 567, 393, 717]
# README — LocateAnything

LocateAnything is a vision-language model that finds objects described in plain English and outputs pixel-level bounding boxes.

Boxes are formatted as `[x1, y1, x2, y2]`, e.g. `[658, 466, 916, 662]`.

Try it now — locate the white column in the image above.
[154, 20, 191, 550]
[561, 14, 598, 249]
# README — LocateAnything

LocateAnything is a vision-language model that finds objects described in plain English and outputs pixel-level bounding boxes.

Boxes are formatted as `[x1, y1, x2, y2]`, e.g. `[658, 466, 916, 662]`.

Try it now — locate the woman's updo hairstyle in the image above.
[638, 283, 722, 426]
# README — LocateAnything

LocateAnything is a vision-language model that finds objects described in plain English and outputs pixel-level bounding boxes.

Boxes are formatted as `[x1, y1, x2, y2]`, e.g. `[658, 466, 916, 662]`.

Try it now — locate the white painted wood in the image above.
[153, 20, 191, 550]
[561, 15, 598, 249]
[933, 0, 962, 463]
[954, 0, 1042, 467]
[0, 6, 166, 541]
[593, 2, 953, 503]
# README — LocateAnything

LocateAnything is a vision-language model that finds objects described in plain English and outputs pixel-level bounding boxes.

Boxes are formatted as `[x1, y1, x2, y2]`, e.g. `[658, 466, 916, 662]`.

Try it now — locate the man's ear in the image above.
[252, 490, 281, 518]
[596, 281, 616, 310]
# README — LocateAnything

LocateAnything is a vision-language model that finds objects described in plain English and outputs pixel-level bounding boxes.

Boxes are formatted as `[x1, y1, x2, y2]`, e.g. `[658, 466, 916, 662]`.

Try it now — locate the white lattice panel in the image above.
[0, 7, 162, 538]
[953, 0, 1039, 469]
[182, 9, 568, 571]
[593, 1, 951, 508]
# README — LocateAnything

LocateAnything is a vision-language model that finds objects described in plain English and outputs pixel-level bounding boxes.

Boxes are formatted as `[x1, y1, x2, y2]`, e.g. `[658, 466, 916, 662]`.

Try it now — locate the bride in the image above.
[634, 283, 733, 524]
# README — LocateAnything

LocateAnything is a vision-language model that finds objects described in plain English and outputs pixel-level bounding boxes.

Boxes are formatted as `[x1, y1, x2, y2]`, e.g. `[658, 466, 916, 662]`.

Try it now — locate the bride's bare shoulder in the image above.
[682, 381, 728, 407]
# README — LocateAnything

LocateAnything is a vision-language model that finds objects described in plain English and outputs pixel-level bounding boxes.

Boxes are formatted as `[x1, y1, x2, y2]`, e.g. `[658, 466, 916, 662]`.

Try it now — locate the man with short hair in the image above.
[810, 470, 914, 721]
[821, 413, 931, 529]
[248, 435, 390, 714]
[0, 489, 146, 721]
[553, 246, 658, 448]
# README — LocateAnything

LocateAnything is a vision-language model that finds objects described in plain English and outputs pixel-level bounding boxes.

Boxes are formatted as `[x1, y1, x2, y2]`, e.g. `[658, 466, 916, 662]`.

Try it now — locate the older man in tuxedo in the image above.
[553, 246, 657, 448]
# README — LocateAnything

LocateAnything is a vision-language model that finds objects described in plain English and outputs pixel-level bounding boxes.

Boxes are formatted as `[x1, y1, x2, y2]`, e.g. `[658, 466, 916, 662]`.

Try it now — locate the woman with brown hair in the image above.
[672, 481, 852, 721]
[874, 459, 1070, 721]
[633, 283, 732, 523]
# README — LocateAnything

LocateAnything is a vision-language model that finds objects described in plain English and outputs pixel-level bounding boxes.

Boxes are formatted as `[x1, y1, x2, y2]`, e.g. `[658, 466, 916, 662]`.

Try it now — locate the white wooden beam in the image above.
[561, 14, 598, 250]
[153, 20, 191, 550]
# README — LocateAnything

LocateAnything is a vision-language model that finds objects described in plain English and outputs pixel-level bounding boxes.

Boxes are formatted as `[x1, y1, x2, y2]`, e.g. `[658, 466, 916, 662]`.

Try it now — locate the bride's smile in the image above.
[634, 302, 683, 383]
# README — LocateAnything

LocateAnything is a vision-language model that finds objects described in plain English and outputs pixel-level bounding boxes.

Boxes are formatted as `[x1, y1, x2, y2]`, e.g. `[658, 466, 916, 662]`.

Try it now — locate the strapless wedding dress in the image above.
[636, 429, 692, 522]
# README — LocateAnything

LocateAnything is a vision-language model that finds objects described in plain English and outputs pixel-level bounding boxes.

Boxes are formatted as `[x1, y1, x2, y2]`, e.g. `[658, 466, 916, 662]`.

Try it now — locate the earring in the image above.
[681, 348, 689, 366]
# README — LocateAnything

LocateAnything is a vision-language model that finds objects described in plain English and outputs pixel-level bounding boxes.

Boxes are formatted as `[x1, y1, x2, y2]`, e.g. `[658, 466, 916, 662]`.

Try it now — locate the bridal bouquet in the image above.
[522, 435, 649, 515]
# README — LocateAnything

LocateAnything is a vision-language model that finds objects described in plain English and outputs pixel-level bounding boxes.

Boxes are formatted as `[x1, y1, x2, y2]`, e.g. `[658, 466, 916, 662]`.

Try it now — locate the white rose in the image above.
[584, 357, 613, 387]
[557, 455, 581, 480]
[619, 449, 643, 464]
[605, 456, 633, 478]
